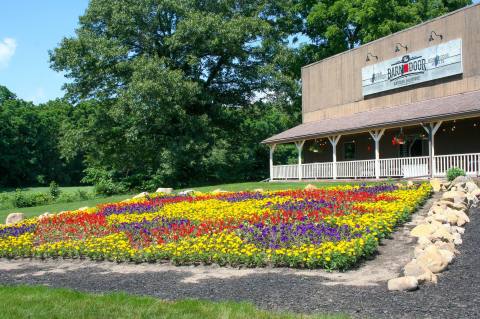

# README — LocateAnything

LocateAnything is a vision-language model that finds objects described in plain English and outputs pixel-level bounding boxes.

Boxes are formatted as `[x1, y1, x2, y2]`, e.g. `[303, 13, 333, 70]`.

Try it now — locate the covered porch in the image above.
[263, 91, 480, 180]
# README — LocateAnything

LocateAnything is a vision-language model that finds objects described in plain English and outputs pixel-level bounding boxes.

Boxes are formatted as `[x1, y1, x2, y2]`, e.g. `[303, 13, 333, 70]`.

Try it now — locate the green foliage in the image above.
[49, 181, 61, 199]
[446, 167, 466, 182]
[13, 190, 54, 208]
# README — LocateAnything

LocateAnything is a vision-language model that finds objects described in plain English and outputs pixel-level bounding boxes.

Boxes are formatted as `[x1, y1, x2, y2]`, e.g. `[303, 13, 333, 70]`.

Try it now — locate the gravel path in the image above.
[0, 207, 478, 318]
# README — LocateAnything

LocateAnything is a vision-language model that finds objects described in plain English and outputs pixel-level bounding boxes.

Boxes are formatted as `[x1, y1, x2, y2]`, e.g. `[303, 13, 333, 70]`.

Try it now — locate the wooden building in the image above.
[263, 4, 480, 180]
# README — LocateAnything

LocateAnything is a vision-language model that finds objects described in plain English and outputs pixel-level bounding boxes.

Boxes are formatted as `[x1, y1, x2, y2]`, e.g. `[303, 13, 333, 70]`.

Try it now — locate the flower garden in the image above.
[0, 183, 431, 270]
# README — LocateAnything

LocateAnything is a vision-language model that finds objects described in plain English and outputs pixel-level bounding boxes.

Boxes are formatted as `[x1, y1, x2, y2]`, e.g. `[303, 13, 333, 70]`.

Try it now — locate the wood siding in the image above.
[302, 4, 480, 123]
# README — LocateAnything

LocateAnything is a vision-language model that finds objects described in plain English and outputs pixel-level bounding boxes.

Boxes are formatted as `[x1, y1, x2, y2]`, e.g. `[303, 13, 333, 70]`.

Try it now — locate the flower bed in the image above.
[0, 183, 431, 270]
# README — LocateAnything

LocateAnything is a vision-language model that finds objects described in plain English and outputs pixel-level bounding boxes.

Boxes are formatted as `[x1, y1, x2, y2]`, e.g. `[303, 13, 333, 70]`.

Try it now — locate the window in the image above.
[344, 142, 356, 160]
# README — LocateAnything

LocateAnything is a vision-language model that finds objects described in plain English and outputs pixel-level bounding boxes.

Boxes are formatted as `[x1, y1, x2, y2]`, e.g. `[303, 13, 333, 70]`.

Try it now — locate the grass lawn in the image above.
[180, 180, 377, 193]
[0, 285, 347, 319]
[0, 186, 94, 195]
[0, 194, 133, 222]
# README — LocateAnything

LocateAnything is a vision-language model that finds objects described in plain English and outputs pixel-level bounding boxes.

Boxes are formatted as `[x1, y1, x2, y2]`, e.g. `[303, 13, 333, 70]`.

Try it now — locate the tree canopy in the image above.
[1, 0, 471, 190]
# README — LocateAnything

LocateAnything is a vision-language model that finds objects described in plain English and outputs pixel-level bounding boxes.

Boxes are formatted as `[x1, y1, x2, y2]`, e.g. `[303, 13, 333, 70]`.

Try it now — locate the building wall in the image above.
[302, 4, 480, 123]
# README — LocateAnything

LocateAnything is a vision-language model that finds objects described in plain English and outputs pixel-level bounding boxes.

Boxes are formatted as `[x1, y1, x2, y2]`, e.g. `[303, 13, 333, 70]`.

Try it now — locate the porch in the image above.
[263, 92, 480, 181]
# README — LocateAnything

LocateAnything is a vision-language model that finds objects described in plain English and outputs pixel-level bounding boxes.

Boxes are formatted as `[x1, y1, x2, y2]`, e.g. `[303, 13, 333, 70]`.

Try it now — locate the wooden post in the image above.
[295, 140, 305, 180]
[369, 129, 385, 179]
[328, 135, 341, 180]
[422, 121, 442, 178]
[269, 144, 276, 182]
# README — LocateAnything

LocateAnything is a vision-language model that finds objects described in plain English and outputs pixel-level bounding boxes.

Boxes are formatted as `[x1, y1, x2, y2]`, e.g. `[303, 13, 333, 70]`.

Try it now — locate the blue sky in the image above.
[0, 1, 478, 104]
[0, 0, 89, 104]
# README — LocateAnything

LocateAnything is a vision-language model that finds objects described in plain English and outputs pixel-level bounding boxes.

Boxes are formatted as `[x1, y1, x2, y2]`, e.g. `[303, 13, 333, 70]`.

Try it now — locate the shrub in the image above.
[446, 167, 466, 182]
[49, 181, 61, 199]
[13, 190, 54, 208]
[94, 180, 127, 196]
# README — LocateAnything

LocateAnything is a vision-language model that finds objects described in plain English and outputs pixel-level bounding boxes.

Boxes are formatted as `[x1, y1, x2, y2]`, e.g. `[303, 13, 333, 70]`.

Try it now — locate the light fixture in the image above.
[395, 43, 408, 52]
[366, 52, 378, 62]
[429, 31, 443, 42]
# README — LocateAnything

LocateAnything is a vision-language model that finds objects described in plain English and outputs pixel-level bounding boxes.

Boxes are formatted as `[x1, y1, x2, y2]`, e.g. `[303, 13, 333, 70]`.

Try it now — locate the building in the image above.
[262, 3, 480, 180]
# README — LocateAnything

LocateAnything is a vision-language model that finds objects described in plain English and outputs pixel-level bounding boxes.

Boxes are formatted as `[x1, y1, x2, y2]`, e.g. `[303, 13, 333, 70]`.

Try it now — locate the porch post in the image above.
[422, 121, 442, 178]
[269, 144, 276, 181]
[295, 140, 305, 180]
[328, 135, 341, 180]
[369, 129, 385, 179]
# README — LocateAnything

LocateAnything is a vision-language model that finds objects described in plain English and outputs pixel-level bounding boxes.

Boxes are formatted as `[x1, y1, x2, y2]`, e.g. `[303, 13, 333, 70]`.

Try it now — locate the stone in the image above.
[454, 210, 470, 223]
[414, 246, 425, 258]
[465, 181, 479, 193]
[431, 227, 454, 242]
[438, 249, 455, 264]
[466, 193, 479, 207]
[433, 200, 467, 211]
[407, 181, 414, 187]
[253, 188, 264, 192]
[5, 213, 25, 225]
[442, 191, 467, 205]
[403, 260, 437, 284]
[304, 184, 318, 191]
[410, 224, 437, 237]
[417, 245, 449, 273]
[133, 192, 149, 199]
[452, 226, 465, 235]
[38, 212, 54, 221]
[78, 206, 89, 211]
[430, 178, 442, 192]
[453, 233, 463, 245]
[434, 241, 456, 254]
[471, 189, 480, 197]
[451, 175, 472, 185]
[178, 189, 195, 196]
[211, 189, 228, 194]
[155, 187, 173, 194]
[387, 276, 418, 291]
[417, 237, 432, 248]
[444, 211, 459, 225]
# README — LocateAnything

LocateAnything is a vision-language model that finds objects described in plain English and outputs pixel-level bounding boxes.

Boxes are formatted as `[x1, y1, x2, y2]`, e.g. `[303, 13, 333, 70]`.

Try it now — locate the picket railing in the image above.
[271, 153, 480, 180]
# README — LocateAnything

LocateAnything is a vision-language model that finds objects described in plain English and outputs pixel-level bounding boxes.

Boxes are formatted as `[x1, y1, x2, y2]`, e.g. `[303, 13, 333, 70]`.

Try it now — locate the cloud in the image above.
[0, 38, 17, 69]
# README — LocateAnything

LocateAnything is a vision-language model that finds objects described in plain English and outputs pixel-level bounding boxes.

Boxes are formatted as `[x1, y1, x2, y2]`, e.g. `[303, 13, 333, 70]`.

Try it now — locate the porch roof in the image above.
[262, 90, 480, 144]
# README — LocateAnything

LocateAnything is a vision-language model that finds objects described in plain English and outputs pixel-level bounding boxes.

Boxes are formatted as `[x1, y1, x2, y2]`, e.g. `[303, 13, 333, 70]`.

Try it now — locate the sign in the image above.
[362, 39, 462, 96]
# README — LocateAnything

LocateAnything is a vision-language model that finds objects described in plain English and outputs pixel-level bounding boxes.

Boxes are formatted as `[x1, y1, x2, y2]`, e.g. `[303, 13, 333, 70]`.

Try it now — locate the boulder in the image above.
[38, 212, 54, 221]
[253, 188, 264, 192]
[471, 189, 480, 197]
[211, 189, 228, 194]
[78, 206, 89, 211]
[407, 181, 414, 187]
[466, 193, 479, 207]
[178, 189, 195, 196]
[414, 246, 425, 258]
[431, 227, 454, 242]
[304, 184, 318, 191]
[438, 249, 455, 264]
[5, 213, 25, 225]
[444, 210, 459, 225]
[433, 200, 467, 211]
[417, 245, 449, 273]
[451, 175, 472, 185]
[430, 179, 442, 192]
[434, 241, 456, 254]
[453, 233, 463, 245]
[465, 182, 479, 193]
[410, 224, 437, 237]
[133, 192, 149, 199]
[451, 226, 465, 235]
[387, 276, 418, 291]
[403, 260, 437, 284]
[417, 237, 432, 248]
[155, 187, 173, 194]
[442, 191, 467, 205]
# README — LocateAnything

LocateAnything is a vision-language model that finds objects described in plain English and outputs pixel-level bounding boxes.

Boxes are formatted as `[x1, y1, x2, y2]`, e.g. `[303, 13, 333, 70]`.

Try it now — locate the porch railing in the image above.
[271, 153, 480, 180]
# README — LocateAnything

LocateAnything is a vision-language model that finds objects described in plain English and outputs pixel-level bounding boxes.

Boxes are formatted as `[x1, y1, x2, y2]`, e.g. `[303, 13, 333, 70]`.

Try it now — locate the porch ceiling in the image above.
[262, 90, 480, 145]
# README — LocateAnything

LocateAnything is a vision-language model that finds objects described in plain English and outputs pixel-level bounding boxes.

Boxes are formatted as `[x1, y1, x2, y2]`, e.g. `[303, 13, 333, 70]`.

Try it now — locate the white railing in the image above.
[434, 153, 480, 177]
[380, 156, 429, 178]
[271, 153, 480, 180]
[302, 162, 333, 179]
[337, 159, 375, 178]
[272, 164, 298, 179]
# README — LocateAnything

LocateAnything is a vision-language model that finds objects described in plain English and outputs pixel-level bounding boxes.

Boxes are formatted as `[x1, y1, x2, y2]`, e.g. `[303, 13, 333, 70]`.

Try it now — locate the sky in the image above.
[0, 0, 89, 104]
[0, 1, 479, 104]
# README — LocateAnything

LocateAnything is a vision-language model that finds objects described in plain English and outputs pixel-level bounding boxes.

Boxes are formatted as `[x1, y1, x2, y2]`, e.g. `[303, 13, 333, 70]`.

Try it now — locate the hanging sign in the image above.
[361, 38, 462, 96]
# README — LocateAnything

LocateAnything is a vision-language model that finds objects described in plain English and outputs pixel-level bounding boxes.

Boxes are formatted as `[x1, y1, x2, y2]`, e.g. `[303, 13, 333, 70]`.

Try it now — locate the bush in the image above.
[446, 167, 466, 182]
[49, 181, 61, 199]
[94, 180, 127, 196]
[13, 190, 54, 208]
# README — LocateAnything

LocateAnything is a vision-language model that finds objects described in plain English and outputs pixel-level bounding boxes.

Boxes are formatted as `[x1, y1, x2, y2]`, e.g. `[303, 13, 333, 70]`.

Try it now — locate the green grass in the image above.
[0, 285, 348, 319]
[0, 194, 133, 222]
[180, 181, 376, 193]
[0, 186, 94, 195]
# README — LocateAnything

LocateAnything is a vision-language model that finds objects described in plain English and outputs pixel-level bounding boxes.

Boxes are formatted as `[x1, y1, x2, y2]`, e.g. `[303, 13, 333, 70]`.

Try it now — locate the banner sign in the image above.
[362, 39, 462, 96]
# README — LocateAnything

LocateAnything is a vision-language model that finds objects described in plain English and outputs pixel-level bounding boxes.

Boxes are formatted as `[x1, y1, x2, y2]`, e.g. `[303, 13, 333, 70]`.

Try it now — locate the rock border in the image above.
[388, 176, 480, 291]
